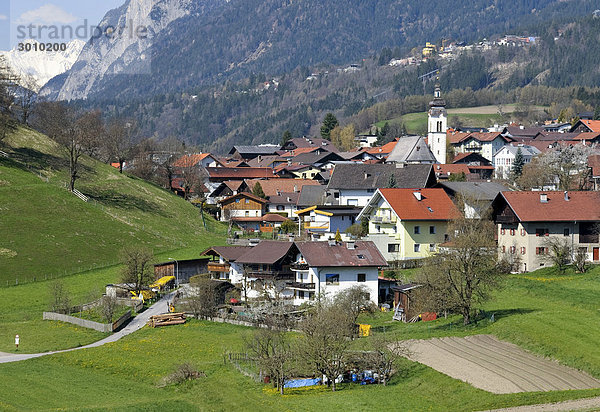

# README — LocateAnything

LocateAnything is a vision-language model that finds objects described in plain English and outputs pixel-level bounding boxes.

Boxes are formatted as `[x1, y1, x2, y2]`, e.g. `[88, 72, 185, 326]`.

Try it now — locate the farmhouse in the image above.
[492, 191, 600, 272]
[291, 240, 387, 306]
[218, 192, 267, 221]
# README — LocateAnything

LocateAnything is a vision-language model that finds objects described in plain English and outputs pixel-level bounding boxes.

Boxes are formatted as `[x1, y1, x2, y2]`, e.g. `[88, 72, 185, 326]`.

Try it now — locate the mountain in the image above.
[41, 0, 599, 102]
[1, 39, 85, 91]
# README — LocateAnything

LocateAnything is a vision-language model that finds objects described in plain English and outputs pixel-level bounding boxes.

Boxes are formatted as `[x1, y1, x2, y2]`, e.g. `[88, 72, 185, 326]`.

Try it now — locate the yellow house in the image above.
[357, 188, 459, 262]
[423, 42, 437, 57]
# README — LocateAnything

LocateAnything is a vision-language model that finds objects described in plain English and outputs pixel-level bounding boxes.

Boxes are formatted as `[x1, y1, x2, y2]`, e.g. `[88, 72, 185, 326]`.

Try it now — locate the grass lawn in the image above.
[0, 126, 227, 285]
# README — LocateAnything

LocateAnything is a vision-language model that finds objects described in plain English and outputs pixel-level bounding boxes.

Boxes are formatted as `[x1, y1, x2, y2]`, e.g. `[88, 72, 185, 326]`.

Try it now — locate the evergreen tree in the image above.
[252, 182, 266, 198]
[511, 148, 525, 180]
[320, 113, 339, 140]
[387, 173, 397, 188]
[281, 130, 292, 146]
[594, 107, 600, 121]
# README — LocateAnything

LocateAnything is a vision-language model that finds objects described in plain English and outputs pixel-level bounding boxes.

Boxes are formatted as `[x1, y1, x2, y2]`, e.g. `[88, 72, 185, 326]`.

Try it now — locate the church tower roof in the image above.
[429, 83, 446, 108]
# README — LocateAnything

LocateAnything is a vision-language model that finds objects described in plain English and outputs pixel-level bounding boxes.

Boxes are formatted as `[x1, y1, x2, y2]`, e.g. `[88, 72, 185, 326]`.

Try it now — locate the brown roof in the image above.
[231, 214, 289, 223]
[379, 188, 460, 221]
[449, 132, 512, 144]
[200, 246, 252, 261]
[295, 241, 387, 267]
[245, 179, 320, 197]
[206, 167, 276, 179]
[236, 241, 297, 264]
[433, 164, 471, 176]
[173, 153, 213, 167]
[589, 155, 600, 178]
[218, 192, 267, 205]
[499, 191, 600, 222]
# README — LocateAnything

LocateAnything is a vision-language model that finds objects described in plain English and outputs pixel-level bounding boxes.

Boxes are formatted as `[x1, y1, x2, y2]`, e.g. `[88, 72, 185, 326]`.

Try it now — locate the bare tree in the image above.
[349, 333, 409, 386]
[14, 74, 37, 125]
[120, 246, 154, 296]
[300, 300, 353, 391]
[415, 215, 500, 325]
[99, 295, 118, 323]
[573, 247, 589, 273]
[49, 280, 72, 314]
[334, 285, 376, 326]
[540, 237, 571, 274]
[185, 277, 219, 319]
[105, 118, 135, 173]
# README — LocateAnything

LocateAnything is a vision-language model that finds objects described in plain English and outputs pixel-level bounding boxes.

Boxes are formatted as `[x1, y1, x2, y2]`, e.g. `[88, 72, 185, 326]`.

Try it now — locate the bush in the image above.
[158, 363, 205, 387]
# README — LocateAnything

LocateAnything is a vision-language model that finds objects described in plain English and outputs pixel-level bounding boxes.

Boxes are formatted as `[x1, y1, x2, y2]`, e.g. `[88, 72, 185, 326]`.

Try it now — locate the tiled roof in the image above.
[589, 155, 600, 178]
[244, 179, 320, 197]
[433, 164, 471, 176]
[218, 192, 268, 205]
[232, 214, 289, 222]
[499, 191, 600, 222]
[575, 120, 600, 133]
[200, 246, 252, 261]
[449, 132, 511, 144]
[379, 188, 460, 221]
[173, 153, 212, 167]
[206, 167, 277, 179]
[236, 241, 297, 264]
[366, 139, 398, 155]
[438, 181, 509, 201]
[295, 241, 387, 267]
[268, 192, 300, 205]
[327, 163, 435, 190]
[229, 145, 280, 156]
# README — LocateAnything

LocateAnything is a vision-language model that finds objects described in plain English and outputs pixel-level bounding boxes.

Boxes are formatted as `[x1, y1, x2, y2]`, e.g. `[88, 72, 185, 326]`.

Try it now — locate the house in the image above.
[432, 164, 472, 180]
[355, 134, 378, 148]
[365, 139, 398, 159]
[291, 241, 388, 306]
[231, 213, 289, 233]
[570, 119, 600, 134]
[275, 164, 323, 180]
[297, 185, 337, 208]
[246, 155, 287, 168]
[386, 135, 437, 164]
[281, 137, 339, 153]
[153, 258, 210, 284]
[493, 144, 540, 179]
[207, 180, 249, 204]
[290, 150, 344, 167]
[228, 145, 280, 160]
[244, 178, 320, 198]
[202, 246, 252, 282]
[451, 152, 494, 180]
[266, 192, 300, 218]
[327, 163, 437, 207]
[492, 191, 600, 272]
[173, 153, 218, 169]
[218, 192, 267, 221]
[505, 126, 544, 141]
[295, 205, 361, 240]
[589, 155, 600, 191]
[235, 241, 299, 300]
[357, 188, 460, 262]
[449, 131, 514, 163]
[437, 181, 509, 218]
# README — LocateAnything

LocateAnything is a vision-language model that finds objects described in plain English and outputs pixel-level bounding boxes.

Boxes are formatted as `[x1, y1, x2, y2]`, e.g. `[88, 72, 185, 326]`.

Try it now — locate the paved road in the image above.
[0, 290, 177, 364]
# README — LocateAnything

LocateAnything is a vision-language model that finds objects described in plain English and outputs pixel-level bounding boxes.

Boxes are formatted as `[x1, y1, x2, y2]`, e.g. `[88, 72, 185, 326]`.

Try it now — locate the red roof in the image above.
[500, 191, 600, 222]
[280, 147, 321, 157]
[577, 120, 600, 133]
[589, 155, 600, 178]
[366, 139, 398, 155]
[379, 188, 460, 221]
[173, 153, 212, 167]
[244, 178, 320, 197]
[296, 241, 387, 267]
[232, 213, 289, 223]
[218, 192, 267, 205]
[433, 164, 471, 176]
[573, 132, 600, 141]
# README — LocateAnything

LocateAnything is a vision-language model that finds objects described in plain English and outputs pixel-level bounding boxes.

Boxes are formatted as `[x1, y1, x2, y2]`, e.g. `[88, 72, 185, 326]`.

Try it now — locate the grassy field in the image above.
[1, 266, 600, 410]
[374, 104, 547, 135]
[0, 126, 227, 285]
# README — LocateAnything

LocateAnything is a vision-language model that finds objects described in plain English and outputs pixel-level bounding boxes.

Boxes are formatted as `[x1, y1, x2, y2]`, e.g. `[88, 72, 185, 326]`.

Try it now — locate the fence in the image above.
[43, 309, 132, 333]
[223, 351, 261, 382]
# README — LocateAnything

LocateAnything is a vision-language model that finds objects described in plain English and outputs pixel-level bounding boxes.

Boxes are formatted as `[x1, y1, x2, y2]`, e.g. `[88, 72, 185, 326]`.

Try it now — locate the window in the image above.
[245, 199, 250, 204]
[277, 205, 285, 211]
[348, 199, 358, 206]
[502, 245, 506, 253]
[235, 199, 240, 203]
[429, 244, 436, 252]
[245, 211, 249, 217]
[520, 229, 526, 236]
[520, 247, 526, 255]
[367, 189, 375, 193]
[510, 246, 516, 254]
[510, 229, 515, 236]
[429, 226, 436, 234]
[564, 228, 570, 236]
[501, 228, 506, 235]
[357, 273, 366, 282]
[414, 226, 420, 234]
[536, 247, 547, 255]
[376, 225, 381, 233]
[298, 290, 305, 299]
[326, 274, 339, 285]
[414, 244, 421, 252]
[387, 244, 400, 253]
[535, 228, 549, 237]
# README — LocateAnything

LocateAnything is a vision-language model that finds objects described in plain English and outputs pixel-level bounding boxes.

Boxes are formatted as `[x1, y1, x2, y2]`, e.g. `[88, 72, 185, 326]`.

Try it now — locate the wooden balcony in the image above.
[287, 282, 316, 291]
[207, 262, 230, 272]
[292, 262, 309, 270]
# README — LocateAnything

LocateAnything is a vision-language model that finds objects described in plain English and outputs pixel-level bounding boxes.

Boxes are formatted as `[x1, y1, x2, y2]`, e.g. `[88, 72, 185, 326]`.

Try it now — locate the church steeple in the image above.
[427, 81, 447, 164]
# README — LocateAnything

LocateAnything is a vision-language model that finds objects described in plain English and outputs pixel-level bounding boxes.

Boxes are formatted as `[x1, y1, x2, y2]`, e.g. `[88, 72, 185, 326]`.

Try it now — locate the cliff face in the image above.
[41, 0, 217, 100]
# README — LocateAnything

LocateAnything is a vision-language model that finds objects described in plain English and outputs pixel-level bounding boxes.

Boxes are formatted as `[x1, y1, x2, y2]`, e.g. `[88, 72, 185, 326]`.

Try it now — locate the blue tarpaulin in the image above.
[283, 378, 321, 388]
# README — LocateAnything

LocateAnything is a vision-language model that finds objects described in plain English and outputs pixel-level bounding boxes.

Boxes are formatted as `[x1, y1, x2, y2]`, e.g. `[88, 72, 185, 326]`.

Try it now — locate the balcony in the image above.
[292, 262, 309, 271]
[372, 216, 396, 224]
[245, 270, 294, 280]
[207, 262, 230, 272]
[287, 282, 316, 291]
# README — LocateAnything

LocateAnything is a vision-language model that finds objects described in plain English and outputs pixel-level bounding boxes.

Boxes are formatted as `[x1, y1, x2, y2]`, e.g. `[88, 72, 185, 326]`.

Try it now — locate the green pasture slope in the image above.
[0, 127, 226, 285]
[1, 266, 600, 410]
[0, 126, 226, 352]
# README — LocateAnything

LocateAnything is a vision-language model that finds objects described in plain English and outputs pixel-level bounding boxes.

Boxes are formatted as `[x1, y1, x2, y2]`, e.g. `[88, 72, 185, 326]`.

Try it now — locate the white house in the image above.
[291, 241, 388, 306]
[449, 131, 514, 163]
[493, 144, 540, 179]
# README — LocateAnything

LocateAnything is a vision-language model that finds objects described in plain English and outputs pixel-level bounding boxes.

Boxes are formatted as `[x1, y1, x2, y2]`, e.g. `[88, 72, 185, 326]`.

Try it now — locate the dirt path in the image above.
[481, 396, 600, 411]
[0, 290, 176, 364]
[404, 335, 600, 394]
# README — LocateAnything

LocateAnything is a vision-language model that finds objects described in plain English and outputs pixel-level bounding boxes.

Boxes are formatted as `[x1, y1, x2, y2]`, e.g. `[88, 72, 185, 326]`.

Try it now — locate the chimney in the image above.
[564, 191, 569, 201]
[540, 193, 548, 203]
[364, 172, 371, 179]
[347, 241, 356, 250]
[294, 185, 298, 192]
[413, 191, 422, 201]
[258, 155, 262, 162]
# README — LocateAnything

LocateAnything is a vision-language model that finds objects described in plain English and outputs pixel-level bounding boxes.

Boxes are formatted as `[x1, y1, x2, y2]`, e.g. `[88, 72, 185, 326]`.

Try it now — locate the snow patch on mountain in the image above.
[1, 39, 85, 91]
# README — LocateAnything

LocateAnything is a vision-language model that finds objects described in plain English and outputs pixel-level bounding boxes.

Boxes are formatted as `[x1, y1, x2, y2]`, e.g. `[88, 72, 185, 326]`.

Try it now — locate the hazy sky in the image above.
[1, 0, 126, 49]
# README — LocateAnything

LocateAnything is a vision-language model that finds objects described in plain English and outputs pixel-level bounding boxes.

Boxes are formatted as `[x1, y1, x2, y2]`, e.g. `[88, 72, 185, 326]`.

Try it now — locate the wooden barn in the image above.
[154, 258, 210, 284]
[391, 283, 422, 322]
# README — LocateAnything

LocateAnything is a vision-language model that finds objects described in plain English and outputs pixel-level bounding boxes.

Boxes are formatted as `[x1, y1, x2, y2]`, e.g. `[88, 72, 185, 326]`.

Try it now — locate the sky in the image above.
[1, 1, 126, 50]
